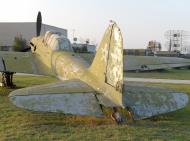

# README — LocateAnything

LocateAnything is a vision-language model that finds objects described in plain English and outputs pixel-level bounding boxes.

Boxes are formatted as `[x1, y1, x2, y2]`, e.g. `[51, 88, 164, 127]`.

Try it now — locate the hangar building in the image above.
[0, 22, 67, 51]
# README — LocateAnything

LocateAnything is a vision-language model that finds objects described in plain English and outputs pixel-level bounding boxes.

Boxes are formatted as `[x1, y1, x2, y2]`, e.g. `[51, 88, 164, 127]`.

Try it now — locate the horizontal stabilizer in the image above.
[9, 80, 103, 117]
[123, 84, 188, 120]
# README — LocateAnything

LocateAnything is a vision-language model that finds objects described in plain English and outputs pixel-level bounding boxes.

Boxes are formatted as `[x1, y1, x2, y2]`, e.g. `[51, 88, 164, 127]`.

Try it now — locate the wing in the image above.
[0, 51, 37, 74]
[9, 80, 104, 117]
[0, 51, 53, 75]
[125, 56, 190, 71]
[123, 84, 188, 120]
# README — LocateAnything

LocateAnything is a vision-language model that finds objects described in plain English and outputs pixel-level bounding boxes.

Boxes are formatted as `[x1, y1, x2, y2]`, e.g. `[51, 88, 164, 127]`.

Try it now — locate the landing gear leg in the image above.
[1, 72, 15, 87]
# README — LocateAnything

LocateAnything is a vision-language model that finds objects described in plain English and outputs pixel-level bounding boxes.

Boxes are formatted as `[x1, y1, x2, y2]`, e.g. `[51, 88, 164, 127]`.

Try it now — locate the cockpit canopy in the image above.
[44, 31, 73, 52]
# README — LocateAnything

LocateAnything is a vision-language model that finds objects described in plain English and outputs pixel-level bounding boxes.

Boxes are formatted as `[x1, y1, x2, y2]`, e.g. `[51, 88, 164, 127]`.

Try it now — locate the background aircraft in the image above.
[0, 12, 188, 122]
[76, 53, 190, 72]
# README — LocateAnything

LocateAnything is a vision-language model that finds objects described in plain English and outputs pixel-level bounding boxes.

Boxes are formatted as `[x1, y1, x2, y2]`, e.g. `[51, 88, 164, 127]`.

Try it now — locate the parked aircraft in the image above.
[125, 55, 190, 71]
[77, 54, 190, 72]
[0, 12, 188, 122]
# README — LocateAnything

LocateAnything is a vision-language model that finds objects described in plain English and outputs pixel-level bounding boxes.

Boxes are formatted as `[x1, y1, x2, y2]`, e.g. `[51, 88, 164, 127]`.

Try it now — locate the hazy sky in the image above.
[0, 0, 190, 49]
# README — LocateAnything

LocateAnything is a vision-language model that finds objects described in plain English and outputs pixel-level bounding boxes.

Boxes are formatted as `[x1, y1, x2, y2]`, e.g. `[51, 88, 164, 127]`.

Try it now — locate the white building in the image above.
[0, 22, 67, 50]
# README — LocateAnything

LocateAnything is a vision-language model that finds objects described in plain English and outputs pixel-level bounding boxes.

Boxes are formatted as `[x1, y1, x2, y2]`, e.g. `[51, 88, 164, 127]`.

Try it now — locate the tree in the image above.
[12, 35, 27, 51]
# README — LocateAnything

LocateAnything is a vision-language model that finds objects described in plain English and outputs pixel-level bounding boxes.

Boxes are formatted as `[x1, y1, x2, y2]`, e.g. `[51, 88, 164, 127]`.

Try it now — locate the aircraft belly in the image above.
[123, 84, 189, 120]
[10, 93, 103, 117]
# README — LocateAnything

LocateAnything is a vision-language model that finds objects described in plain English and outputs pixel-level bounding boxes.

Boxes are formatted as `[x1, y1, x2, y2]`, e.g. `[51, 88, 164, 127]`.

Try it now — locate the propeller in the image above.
[21, 11, 42, 52]
[36, 11, 42, 36]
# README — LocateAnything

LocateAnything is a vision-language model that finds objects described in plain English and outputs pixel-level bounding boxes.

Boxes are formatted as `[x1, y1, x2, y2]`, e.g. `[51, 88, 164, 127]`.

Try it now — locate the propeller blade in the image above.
[36, 11, 42, 36]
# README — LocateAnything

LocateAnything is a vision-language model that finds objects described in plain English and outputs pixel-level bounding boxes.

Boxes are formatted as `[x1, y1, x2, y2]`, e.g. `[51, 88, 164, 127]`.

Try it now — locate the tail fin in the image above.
[90, 23, 123, 93]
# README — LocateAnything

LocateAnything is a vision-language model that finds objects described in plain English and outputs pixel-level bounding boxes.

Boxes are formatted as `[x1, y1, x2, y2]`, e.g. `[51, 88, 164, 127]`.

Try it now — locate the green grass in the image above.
[0, 76, 190, 140]
[125, 68, 190, 80]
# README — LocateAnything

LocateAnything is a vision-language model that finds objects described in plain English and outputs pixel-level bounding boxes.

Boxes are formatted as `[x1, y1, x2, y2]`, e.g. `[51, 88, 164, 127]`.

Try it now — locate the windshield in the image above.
[58, 38, 73, 52]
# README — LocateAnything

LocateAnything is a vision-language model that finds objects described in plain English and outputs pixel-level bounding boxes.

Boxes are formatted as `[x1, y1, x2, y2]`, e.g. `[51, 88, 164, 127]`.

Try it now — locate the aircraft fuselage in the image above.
[31, 37, 123, 107]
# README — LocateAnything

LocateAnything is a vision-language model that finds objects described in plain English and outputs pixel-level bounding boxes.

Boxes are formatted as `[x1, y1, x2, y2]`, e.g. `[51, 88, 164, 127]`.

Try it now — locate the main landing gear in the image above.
[1, 72, 15, 87]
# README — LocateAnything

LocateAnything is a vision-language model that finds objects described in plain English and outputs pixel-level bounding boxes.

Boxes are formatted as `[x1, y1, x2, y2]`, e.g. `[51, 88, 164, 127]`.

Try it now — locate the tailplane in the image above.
[90, 22, 124, 93]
